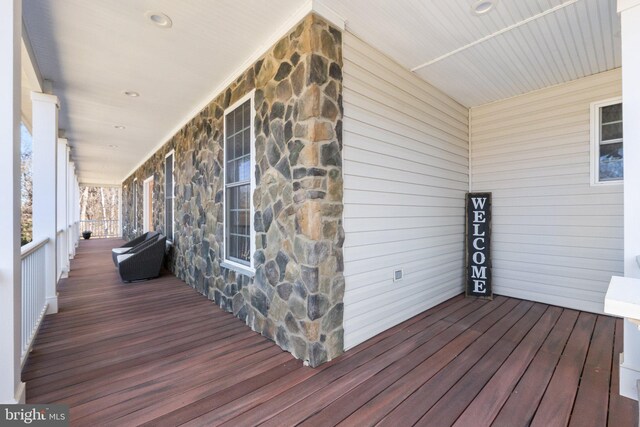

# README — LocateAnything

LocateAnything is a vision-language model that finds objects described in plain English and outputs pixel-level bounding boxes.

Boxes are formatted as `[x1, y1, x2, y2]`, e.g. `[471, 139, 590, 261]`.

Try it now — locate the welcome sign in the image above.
[466, 192, 492, 299]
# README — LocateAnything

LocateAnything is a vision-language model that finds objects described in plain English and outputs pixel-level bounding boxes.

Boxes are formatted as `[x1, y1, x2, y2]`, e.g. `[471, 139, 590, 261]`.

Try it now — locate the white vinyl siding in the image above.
[342, 33, 469, 350]
[470, 68, 623, 314]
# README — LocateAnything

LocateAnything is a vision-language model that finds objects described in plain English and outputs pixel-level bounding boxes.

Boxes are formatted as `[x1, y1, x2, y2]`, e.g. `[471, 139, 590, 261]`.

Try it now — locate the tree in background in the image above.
[79, 186, 120, 237]
[21, 124, 33, 246]
[21, 147, 33, 245]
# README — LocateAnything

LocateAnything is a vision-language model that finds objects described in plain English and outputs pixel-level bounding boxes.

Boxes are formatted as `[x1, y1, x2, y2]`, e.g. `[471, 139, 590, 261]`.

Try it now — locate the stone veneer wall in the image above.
[121, 14, 344, 366]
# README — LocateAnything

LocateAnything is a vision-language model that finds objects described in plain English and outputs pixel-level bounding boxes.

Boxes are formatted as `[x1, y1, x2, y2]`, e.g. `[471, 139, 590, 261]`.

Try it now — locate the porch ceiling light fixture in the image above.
[108, 144, 119, 149]
[124, 91, 140, 97]
[114, 125, 126, 130]
[145, 11, 172, 29]
[472, 0, 496, 15]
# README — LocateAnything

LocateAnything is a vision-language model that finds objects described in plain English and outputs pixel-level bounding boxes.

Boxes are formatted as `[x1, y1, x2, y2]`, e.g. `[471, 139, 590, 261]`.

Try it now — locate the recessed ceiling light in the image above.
[114, 125, 126, 130]
[124, 91, 140, 97]
[145, 11, 172, 28]
[472, 0, 496, 15]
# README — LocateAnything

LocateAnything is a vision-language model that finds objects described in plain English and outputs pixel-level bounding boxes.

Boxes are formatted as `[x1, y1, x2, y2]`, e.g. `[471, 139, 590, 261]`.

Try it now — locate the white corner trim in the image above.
[468, 107, 473, 192]
[11, 382, 26, 405]
[618, 0, 640, 13]
[411, 0, 581, 72]
[312, 1, 346, 30]
[121, 0, 314, 182]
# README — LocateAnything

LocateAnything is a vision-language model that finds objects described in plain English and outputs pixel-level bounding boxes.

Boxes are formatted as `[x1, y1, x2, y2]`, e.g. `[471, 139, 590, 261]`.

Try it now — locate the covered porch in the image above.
[24, 238, 637, 426]
[4, 0, 640, 423]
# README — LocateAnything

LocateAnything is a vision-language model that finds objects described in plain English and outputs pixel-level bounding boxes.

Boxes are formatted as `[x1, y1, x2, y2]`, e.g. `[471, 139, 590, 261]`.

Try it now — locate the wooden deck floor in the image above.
[24, 238, 637, 426]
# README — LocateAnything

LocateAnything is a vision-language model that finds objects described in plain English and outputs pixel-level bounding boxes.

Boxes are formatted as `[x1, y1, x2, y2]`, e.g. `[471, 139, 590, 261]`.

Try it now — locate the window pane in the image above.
[229, 235, 238, 259]
[242, 128, 251, 158]
[165, 154, 174, 240]
[600, 142, 623, 181]
[601, 122, 623, 142]
[601, 103, 622, 124]
[238, 184, 249, 210]
[238, 236, 250, 262]
[238, 156, 249, 182]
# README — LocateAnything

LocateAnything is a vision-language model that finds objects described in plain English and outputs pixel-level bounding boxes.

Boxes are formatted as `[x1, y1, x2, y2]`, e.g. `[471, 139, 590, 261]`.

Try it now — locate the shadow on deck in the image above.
[23, 238, 638, 426]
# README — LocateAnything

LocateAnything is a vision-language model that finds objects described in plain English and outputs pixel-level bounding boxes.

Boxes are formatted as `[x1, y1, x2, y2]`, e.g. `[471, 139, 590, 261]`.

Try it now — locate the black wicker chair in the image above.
[111, 231, 159, 266]
[116, 235, 167, 282]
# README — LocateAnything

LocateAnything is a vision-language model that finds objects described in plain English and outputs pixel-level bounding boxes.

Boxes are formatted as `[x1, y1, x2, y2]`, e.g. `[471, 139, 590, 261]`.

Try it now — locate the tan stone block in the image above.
[298, 84, 321, 121]
[309, 121, 334, 142]
[268, 296, 288, 321]
[298, 141, 319, 167]
[297, 200, 322, 240]
[300, 320, 320, 341]
[276, 80, 292, 102]
[256, 57, 278, 87]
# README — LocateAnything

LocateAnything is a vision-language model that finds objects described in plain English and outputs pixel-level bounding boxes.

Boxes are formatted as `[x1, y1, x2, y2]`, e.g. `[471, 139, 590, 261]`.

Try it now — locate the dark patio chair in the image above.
[111, 231, 159, 266]
[116, 235, 167, 282]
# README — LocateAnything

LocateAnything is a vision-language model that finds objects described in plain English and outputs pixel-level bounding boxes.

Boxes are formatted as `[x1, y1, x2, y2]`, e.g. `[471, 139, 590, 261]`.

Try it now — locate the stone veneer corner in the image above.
[121, 14, 344, 367]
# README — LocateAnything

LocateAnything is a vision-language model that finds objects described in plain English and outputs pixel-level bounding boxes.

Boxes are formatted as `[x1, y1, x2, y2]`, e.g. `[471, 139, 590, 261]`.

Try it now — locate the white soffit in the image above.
[23, 0, 309, 185]
[320, 0, 621, 107]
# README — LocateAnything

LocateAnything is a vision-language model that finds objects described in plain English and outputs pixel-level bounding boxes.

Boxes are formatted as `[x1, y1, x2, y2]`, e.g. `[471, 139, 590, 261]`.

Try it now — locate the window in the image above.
[591, 98, 623, 185]
[133, 178, 138, 233]
[223, 92, 254, 272]
[165, 151, 175, 241]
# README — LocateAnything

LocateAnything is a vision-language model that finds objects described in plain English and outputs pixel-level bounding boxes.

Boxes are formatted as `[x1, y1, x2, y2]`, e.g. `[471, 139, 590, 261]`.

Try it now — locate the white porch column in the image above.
[616, 0, 640, 400]
[71, 161, 78, 256]
[67, 152, 74, 260]
[0, 0, 24, 404]
[57, 138, 69, 277]
[31, 92, 59, 315]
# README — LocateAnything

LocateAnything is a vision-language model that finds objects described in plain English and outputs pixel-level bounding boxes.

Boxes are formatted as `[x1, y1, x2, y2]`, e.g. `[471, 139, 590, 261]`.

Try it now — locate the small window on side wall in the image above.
[591, 98, 623, 185]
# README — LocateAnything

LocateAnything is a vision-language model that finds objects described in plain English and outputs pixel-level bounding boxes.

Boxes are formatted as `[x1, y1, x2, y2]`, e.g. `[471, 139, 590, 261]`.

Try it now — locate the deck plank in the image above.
[608, 319, 639, 427]
[23, 239, 637, 427]
[453, 305, 563, 426]
[530, 312, 597, 427]
[569, 316, 615, 427]
[491, 309, 579, 427]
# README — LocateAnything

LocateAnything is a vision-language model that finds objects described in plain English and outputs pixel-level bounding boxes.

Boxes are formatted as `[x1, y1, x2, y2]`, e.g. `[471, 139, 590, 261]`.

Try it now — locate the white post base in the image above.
[620, 353, 640, 400]
[2, 382, 25, 405]
[46, 295, 58, 314]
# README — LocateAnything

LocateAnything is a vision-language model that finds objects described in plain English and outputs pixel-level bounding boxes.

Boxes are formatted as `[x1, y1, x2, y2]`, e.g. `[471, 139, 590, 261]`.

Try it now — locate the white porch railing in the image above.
[20, 238, 49, 366]
[79, 219, 120, 238]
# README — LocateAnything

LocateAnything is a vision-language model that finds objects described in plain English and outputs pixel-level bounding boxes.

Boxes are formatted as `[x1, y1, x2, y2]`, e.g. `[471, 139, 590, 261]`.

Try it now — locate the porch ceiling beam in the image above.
[411, 0, 582, 72]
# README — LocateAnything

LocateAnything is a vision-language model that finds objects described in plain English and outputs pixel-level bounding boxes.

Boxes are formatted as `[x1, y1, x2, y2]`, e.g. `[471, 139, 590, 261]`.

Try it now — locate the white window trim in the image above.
[143, 175, 154, 233]
[590, 96, 623, 186]
[221, 90, 256, 277]
[133, 178, 138, 234]
[165, 150, 175, 242]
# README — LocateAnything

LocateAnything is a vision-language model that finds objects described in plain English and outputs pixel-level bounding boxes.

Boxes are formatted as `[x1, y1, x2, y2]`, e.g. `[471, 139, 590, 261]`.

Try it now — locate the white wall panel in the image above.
[342, 33, 468, 350]
[470, 68, 623, 313]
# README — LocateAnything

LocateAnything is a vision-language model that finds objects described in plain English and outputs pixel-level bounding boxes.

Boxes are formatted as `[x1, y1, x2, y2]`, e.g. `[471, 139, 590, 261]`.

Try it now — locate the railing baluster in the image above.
[79, 219, 120, 238]
[20, 237, 50, 366]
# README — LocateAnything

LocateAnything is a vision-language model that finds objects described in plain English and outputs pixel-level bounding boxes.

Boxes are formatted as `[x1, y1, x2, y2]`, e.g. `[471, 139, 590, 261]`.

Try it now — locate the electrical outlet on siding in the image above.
[393, 269, 403, 282]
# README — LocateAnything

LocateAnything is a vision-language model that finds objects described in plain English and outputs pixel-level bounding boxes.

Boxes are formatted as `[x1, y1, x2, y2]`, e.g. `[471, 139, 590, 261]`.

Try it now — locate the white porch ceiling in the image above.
[321, 0, 621, 107]
[22, 0, 620, 185]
